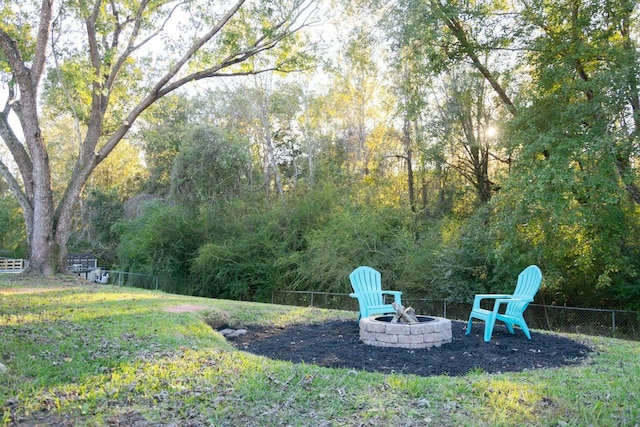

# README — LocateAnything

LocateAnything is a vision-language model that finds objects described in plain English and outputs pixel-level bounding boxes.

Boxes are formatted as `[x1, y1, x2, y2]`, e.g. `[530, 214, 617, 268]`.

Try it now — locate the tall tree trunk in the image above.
[403, 116, 416, 213]
[0, 0, 55, 275]
[29, 157, 56, 276]
[256, 84, 284, 200]
[616, 4, 640, 205]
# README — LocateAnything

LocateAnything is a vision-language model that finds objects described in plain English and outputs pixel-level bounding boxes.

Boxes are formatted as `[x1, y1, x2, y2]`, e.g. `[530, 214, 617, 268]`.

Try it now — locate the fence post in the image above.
[443, 300, 447, 319]
[612, 310, 616, 337]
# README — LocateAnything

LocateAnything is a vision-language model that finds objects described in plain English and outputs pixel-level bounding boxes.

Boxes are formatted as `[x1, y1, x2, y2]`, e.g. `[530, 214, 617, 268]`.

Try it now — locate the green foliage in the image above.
[42, 56, 93, 123]
[0, 2, 36, 72]
[114, 202, 203, 278]
[491, 99, 640, 308]
[170, 126, 252, 207]
[491, 160, 640, 309]
[482, 0, 640, 309]
[409, 211, 499, 303]
[189, 188, 335, 301]
[293, 200, 409, 293]
[80, 188, 124, 268]
[0, 196, 27, 258]
[136, 95, 195, 196]
[97, 0, 640, 313]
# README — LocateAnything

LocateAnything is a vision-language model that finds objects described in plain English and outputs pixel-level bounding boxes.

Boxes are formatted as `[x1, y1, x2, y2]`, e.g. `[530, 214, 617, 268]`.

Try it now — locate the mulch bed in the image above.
[225, 320, 593, 377]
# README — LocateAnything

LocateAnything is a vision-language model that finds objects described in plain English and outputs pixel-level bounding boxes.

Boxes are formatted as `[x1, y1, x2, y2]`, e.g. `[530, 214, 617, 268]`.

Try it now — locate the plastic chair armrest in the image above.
[381, 290, 402, 303]
[472, 294, 513, 309]
[351, 290, 402, 304]
[491, 297, 532, 313]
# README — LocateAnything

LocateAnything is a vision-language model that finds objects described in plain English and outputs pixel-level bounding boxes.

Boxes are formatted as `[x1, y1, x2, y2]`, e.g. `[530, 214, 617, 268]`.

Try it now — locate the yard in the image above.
[0, 275, 638, 426]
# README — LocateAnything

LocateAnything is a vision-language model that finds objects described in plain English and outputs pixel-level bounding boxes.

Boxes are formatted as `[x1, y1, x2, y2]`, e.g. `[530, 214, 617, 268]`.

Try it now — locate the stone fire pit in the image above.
[359, 315, 452, 349]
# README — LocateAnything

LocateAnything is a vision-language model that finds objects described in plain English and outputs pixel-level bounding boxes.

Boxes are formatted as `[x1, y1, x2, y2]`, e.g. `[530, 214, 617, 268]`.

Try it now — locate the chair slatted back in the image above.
[505, 265, 542, 317]
[349, 266, 384, 306]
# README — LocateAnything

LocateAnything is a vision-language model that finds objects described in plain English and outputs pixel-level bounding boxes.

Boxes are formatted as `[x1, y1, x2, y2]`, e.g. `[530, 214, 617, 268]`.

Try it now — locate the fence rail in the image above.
[0, 258, 27, 273]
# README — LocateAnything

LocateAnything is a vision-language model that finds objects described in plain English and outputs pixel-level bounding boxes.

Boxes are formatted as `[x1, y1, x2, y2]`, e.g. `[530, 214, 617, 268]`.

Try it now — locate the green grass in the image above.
[1, 276, 639, 426]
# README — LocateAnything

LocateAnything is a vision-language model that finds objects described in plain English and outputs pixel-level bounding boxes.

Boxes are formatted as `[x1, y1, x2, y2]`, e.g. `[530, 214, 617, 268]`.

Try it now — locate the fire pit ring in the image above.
[359, 315, 452, 349]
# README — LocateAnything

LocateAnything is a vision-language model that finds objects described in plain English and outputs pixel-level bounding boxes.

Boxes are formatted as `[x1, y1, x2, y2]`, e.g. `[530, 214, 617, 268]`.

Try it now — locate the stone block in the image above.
[377, 332, 398, 343]
[410, 322, 435, 334]
[385, 323, 411, 335]
[227, 329, 248, 338]
[397, 334, 424, 344]
[360, 330, 377, 342]
[361, 318, 387, 333]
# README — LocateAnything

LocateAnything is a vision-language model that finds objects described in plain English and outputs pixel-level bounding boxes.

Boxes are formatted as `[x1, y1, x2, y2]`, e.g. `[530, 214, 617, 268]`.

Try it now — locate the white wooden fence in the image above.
[0, 258, 27, 273]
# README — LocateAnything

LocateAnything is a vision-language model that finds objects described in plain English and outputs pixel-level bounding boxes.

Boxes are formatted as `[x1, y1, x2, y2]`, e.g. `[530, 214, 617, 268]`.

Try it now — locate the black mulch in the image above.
[225, 320, 593, 377]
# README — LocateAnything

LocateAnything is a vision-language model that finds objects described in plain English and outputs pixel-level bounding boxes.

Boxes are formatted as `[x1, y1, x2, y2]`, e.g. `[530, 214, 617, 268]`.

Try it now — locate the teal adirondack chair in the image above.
[466, 265, 542, 342]
[349, 266, 402, 322]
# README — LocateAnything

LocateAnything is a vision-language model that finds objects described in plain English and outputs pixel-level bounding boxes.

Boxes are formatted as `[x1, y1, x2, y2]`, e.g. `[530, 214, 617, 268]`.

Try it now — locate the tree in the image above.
[380, 0, 515, 215]
[387, 0, 640, 206]
[170, 125, 251, 206]
[201, 78, 308, 200]
[135, 94, 194, 197]
[0, 0, 317, 275]
[330, 26, 386, 180]
[430, 69, 503, 204]
[490, 0, 640, 307]
[0, 195, 26, 258]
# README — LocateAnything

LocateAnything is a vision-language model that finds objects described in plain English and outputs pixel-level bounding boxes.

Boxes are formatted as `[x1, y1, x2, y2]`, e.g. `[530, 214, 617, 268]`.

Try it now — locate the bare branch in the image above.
[157, 2, 314, 97]
[430, 0, 518, 117]
[128, 1, 185, 52]
[151, 0, 248, 95]
[0, 158, 30, 212]
[96, 0, 314, 162]
[50, 15, 84, 151]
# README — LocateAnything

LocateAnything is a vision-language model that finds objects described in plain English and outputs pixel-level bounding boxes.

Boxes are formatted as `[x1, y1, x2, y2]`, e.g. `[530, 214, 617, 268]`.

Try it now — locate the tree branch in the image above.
[31, 0, 55, 86]
[96, 0, 313, 163]
[0, 158, 30, 212]
[430, 0, 518, 117]
[0, 87, 34, 196]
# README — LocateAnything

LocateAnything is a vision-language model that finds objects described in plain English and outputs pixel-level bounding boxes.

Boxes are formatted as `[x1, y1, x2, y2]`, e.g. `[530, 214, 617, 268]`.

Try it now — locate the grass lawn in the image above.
[1, 275, 638, 426]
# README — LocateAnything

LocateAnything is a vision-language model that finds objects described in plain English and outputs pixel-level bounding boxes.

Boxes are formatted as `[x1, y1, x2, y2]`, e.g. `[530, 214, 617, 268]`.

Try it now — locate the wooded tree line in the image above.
[1, 0, 639, 310]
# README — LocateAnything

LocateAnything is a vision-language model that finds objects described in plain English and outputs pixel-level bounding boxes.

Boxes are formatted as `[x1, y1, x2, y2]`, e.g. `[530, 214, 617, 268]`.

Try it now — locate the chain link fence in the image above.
[106, 270, 158, 289]
[102, 273, 639, 341]
[103, 270, 190, 293]
[271, 290, 640, 341]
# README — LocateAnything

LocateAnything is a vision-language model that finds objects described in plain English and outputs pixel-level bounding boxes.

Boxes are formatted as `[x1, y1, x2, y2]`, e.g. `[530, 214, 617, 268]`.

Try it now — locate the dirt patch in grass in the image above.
[224, 320, 593, 377]
[0, 286, 77, 294]
[163, 304, 209, 313]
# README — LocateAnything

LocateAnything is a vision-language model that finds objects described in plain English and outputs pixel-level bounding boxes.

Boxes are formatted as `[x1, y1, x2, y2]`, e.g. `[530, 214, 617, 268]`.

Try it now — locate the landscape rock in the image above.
[218, 328, 248, 338]
[227, 329, 248, 338]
